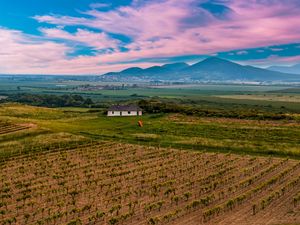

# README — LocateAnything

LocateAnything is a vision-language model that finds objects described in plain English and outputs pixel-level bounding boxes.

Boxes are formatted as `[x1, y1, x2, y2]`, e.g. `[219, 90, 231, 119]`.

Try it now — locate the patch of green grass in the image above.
[0, 103, 299, 160]
[75, 114, 300, 158]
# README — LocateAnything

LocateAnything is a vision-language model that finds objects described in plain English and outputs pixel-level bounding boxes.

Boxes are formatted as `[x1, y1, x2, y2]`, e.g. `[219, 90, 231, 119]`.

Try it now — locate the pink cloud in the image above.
[34, 0, 199, 39]
[238, 55, 300, 67]
[34, 0, 300, 54]
[40, 28, 120, 50]
[1, 0, 300, 74]
[0, 28, 72, 73]
[265, 55, 300, 65]
[0, 28, 158, 74]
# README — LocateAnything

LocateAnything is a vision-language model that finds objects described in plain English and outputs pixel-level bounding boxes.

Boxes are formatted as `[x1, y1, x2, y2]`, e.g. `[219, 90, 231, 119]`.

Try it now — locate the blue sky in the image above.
[0, 0, 300, 74]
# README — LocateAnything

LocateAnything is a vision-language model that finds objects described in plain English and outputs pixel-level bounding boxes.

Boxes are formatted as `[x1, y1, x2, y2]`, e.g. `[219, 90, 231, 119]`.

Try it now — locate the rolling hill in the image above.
[268, 64, 300, 75]
[100, 57, 300, 82]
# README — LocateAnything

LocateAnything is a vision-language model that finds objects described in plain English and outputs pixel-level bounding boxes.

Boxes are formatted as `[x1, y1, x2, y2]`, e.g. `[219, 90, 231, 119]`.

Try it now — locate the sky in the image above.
[0, 0, 300, 75]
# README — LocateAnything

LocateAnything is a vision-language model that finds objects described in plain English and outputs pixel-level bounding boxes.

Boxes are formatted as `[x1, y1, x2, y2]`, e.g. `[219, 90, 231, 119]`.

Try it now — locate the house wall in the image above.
[107, 111, 142, 117]
[107, 111, 121, 116]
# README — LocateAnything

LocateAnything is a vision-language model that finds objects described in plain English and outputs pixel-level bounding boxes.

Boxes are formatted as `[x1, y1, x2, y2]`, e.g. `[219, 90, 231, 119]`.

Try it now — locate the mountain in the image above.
[184, 57, 299, 81]
[161, 62, 189, 71]
[121, 67, 144, 74]
[143, 66, 167, 74]
[184, 57, 250, 80]
[100, 62, 189, 81]
[100, 57, 300, 82]
[267, 64, 300, 75]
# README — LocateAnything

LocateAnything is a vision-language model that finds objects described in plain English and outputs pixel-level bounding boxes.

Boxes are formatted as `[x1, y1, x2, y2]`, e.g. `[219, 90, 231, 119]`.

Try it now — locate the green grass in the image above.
[0, 80, 299, 160]
[0, 104, 299, 160]
[1, 80, 300, 113]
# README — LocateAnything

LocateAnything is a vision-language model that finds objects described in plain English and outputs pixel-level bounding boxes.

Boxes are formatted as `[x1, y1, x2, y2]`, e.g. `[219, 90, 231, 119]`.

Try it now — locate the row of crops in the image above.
[0, 121, 29, 135]
[0, 142, 300, 225]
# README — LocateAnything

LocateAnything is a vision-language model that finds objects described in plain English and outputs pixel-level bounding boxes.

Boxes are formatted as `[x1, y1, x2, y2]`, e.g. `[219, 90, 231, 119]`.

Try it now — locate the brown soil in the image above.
[0, 142, 299, 225]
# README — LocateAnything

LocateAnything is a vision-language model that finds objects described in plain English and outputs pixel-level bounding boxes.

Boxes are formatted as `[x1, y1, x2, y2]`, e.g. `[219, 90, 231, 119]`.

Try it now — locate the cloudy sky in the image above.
[0, 0, 300, 74]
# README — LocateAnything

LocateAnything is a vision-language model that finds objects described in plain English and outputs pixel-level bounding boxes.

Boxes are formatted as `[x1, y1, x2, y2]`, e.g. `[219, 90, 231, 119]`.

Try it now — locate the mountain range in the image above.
[100, 57, 300, 82]
[268, 64, 300, 75]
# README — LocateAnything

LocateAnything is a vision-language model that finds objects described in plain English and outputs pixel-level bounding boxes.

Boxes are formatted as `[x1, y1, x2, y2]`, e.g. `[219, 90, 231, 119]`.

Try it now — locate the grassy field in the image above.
[0, 78, 296, 96]
[0, 103, 299, 160]
[216, 94, 300, 103]
[1, 79, 300, 114]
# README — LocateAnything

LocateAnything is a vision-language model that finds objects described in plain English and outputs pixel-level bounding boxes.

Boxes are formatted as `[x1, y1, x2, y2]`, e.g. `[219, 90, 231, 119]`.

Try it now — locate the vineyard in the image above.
[0, 121, 30, 135]
[1, 142, 300, 225]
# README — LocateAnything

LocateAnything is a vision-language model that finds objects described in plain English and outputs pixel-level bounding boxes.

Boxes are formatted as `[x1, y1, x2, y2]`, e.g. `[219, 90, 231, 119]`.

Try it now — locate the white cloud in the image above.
[89, 3, 111, 9]
[0, 28, 157, 74]
[0, 28, 72, 73]
[40, 28, 120, 50]
[236, 50, 248, 55]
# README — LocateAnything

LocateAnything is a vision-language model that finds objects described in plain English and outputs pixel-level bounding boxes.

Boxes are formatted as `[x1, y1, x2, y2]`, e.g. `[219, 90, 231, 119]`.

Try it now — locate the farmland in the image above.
[216, 94, 300, 103]
[0, 121, 31, 135]
[1, 142, 300, 225]
[0, 103, 299, 160]
[0, 81, 300, 225]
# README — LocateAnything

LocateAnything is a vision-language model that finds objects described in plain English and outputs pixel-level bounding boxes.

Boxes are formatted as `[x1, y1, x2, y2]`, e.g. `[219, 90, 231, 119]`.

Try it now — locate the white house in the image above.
[107, 105, 142, 117]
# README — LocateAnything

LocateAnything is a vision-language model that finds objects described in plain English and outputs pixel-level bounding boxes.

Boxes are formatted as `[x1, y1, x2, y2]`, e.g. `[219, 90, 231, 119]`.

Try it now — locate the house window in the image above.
[112, 111, 114, 114]
[128, 111, 131, 114]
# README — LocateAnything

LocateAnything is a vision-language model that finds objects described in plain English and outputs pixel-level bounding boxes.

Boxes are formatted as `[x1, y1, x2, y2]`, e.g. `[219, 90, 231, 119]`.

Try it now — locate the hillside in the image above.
[100, 57, 300, 82]
[268, 64, 300, 75]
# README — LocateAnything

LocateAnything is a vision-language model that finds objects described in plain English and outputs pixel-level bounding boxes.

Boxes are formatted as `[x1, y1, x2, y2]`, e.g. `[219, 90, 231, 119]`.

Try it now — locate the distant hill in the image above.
[268, 64, 300, 75]
[100, 57, 300, 82]
[161, 62, 189, 71]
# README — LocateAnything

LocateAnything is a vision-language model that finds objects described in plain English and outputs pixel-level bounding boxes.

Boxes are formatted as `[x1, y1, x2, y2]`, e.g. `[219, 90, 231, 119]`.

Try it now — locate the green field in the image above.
[0, 103, 299, 161]
[1, 78, 300, 112]
[0, 79, 299, 161]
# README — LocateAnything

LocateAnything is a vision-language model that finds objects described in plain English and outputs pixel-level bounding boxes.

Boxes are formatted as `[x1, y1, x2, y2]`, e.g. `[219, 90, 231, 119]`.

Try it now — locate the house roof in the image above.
[108, 105, 142, 111]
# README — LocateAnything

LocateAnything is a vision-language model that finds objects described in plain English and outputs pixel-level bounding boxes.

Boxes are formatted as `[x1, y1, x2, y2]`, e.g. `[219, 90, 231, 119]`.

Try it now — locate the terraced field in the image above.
[1, 142, 300, 225]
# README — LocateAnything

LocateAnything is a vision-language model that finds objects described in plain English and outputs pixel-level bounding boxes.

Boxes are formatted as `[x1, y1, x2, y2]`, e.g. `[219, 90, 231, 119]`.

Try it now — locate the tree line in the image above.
[3, 94, 94, 108]
[138, 99, 293, 120]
